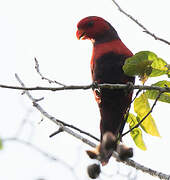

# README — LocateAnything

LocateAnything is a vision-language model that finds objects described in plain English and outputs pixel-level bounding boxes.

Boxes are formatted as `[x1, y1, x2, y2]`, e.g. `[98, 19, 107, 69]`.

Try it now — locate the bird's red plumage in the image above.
[91, 40, 133, 75]
[77, 16, 135, 147]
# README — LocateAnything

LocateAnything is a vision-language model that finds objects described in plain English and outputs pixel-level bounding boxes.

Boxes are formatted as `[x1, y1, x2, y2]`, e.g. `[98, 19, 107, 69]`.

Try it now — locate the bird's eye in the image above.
[87, 21, 94, 28]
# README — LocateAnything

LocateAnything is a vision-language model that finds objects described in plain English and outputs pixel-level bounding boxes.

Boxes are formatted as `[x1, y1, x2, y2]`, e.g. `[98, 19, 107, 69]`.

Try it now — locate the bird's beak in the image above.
[76, 29, 86, 40]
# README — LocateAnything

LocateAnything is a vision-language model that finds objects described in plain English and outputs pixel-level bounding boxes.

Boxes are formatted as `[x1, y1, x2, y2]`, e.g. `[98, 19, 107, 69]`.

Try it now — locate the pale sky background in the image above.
[0, 0, 170, 180]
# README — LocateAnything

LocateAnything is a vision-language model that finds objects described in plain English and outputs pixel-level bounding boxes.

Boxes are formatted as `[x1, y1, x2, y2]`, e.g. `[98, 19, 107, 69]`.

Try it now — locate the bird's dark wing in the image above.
[92, 52, 135, 140]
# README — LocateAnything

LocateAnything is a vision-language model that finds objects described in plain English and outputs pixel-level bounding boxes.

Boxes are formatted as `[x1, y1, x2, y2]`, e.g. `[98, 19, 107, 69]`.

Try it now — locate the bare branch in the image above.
[111, 0, 170, 45]
[0, 82, 170, 93]
[0, 83, 92, 91]
[2, 137, 79, 180]
[14, 109, 34, 138]
[15, 73, 170, 179]
[34, 57, 65, 86]
[3, 137, 61, 161]
[14, 75, 98, 141]
[15, 73, 97, 148]
[124, 158, 170, 180]
[122, 92, 162, 137]
[59, 123, 99, 141]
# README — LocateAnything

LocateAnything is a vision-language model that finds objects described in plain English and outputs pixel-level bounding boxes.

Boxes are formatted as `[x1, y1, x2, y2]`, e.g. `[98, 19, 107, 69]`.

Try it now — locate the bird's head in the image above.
[76, 16, 119, 43]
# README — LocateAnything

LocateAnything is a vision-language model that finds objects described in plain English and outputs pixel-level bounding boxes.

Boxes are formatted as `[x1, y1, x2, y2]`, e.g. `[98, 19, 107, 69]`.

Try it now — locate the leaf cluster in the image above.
[123, 51, 170, 150]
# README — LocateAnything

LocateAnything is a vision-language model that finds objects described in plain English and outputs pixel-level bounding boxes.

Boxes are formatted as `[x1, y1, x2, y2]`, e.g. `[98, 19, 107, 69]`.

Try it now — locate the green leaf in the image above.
[134, 93, 160, 137]
[145, 80, 170, 103]
[150, 57, 168, 77]
[123, 51, 168, 82]
[166, 65, 170, 77]
[123, 51, 153, 77]
[127, 113, 147, 150]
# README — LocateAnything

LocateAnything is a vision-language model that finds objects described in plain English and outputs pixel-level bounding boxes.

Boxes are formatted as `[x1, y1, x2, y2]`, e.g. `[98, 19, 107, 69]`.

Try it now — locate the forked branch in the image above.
[15, 73, 170, 180]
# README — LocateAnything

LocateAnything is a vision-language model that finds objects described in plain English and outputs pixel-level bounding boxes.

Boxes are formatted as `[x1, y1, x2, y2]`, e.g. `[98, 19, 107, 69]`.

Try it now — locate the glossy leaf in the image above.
[123, 51, 153, 76]
[145, 80, 170, 103]
[134, 93, 160, 137]
[150, 57, 168, 77]
[127, 113, 147, 150]
[123, 51, 168, 82]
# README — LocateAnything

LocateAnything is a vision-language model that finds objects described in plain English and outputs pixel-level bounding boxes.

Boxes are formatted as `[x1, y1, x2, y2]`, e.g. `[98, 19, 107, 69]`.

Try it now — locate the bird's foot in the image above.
[86, 132, 117, 165]
[86, 132, 133, 179]
[86, 132, 133, 164]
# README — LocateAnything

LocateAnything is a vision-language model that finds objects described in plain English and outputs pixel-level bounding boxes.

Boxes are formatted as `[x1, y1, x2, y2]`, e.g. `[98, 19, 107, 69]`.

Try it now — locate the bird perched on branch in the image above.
[76, 16, 135, 164]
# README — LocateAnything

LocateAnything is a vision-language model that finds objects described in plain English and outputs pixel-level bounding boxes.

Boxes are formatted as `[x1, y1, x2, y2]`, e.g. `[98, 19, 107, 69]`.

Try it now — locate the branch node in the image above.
[21, 91, 26, 95]
[38, 118, 44, 124]
[49, 127, 64, 138]
[92, 81, 99, 90]
[34, 57, 65, 86]
[34, 97, 44, 102]
[126, 82, 134, 92]
[14, 73, 170, 179]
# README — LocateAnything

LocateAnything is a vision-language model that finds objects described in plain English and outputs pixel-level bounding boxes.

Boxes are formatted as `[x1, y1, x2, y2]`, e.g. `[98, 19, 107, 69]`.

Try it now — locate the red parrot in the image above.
[76, 16, 134, 163]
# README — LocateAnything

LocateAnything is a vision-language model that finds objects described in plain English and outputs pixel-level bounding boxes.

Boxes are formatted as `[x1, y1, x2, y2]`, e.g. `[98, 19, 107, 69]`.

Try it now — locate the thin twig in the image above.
[122, 91, 162, 137]
[111, 0, 170, 45]
[15, 73, 97, 147]
[0, 83, 170, 93]
[15, 73, 170, 179]
[124, 158, 170, 180]
[15, 74, 98, 141]
[121, 89, 142, 135]
[131, 89, 142, 104]
[3, 137, 61, 161]
[2, 137, 79, 180]
[49, 127, 64, 138]
[34, 57, 65, 86]
[14, 109, 34, 138]
[61, 123, 99, 141]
